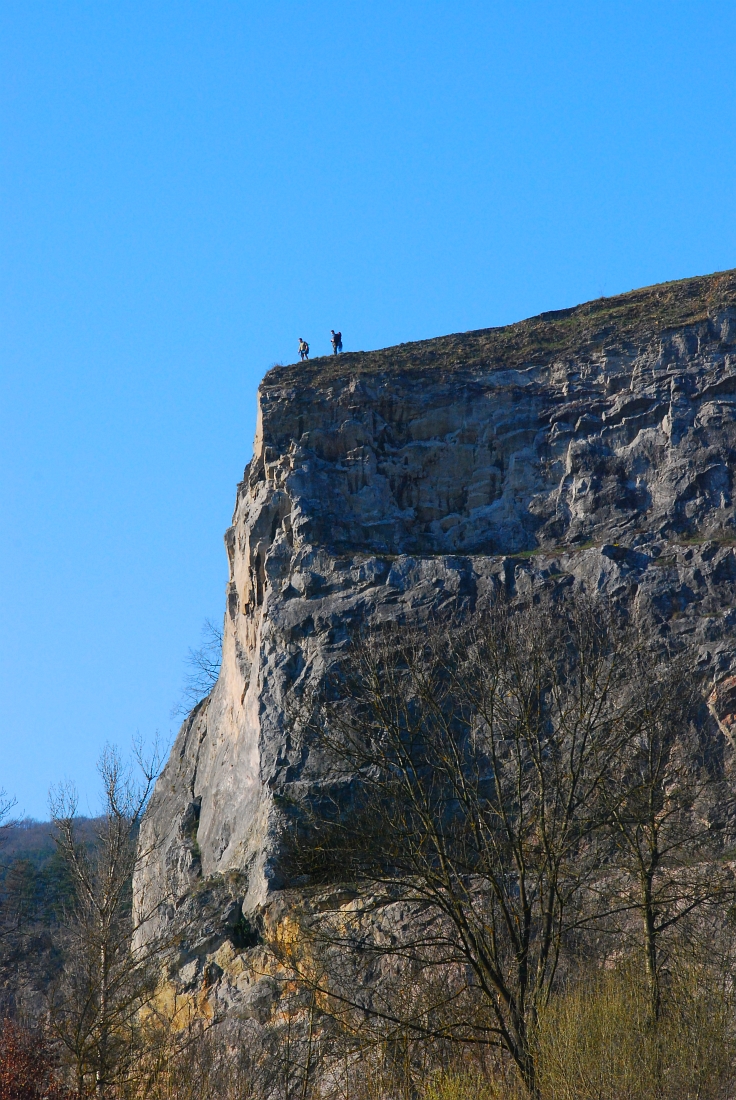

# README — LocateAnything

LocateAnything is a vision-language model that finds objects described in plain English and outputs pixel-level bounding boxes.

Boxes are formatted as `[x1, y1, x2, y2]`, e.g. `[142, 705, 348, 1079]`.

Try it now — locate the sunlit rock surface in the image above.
[134, 269, 736, 1020]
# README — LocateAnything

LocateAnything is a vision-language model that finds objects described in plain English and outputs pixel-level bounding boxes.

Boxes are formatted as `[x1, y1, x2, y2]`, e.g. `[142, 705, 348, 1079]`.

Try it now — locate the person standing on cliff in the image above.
[298, 338, 309, 361]
[331, 330, 343, 355]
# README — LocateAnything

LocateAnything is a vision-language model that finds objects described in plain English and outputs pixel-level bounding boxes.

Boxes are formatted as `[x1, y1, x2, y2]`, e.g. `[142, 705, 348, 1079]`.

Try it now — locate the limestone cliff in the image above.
[135, 268, 736, 1017]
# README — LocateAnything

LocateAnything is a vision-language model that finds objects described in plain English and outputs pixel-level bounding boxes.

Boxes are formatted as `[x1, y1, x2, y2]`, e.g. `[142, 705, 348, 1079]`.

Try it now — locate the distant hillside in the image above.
[0, 817, 102, 925]
[0, 817, 105, 1018]
[1, 820, 56, 868]
[1, 818, 98, 868]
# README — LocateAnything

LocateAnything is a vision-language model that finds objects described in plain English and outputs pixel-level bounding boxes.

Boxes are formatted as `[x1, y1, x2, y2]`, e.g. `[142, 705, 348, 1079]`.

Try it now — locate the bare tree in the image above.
[0, 789, 17, 832]
[48, 741, 165, 1100]
[284, 599, 639, 1095]
[0, 789, 21, 951]
[600, 648, 734, 1018]
[172, 619, 223, 718]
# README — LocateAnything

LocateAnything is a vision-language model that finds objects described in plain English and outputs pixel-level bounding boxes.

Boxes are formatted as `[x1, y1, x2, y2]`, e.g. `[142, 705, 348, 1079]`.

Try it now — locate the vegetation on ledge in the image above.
[267, 267, 736, 386]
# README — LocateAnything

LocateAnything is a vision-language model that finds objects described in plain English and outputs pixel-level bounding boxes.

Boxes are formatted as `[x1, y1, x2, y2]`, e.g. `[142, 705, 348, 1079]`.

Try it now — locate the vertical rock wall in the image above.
[135, 271, 736, 971]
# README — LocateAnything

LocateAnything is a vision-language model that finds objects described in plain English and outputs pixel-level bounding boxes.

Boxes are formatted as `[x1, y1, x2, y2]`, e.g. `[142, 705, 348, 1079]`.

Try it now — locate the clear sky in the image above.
[2, 1, 735, 818]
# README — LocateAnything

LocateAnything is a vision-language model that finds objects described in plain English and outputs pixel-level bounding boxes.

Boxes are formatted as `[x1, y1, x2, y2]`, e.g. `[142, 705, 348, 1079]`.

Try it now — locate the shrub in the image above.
[0, 1020, 69, 1100]
[535, 960, 736, 1100]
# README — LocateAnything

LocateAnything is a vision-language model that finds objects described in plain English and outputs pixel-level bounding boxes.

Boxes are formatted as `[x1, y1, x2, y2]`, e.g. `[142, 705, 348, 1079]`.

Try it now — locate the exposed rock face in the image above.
[135, 269, 736, 1017]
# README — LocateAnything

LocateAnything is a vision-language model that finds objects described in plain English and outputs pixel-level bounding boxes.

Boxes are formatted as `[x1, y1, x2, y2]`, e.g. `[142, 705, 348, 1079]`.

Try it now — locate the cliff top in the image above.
[265, 268, 736, 389]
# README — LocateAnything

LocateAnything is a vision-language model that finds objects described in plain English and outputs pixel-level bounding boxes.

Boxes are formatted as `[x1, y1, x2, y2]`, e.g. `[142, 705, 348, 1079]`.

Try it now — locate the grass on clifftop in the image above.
[267, 267, 736, 388]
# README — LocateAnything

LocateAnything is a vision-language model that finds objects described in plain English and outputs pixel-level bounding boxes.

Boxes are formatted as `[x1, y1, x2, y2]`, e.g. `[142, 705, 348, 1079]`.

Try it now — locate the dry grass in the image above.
[265, 267, 736, 384]
[536, 964, 736, 1100]
[423, 959, 736, 1100]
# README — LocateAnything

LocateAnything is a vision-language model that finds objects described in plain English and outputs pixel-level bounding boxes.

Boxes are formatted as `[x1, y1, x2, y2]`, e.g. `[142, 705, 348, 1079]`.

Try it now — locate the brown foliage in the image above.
[0, 1020, 70, 1100]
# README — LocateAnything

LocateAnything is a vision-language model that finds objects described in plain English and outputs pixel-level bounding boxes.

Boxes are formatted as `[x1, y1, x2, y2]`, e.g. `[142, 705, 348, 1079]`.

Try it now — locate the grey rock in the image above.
[134, 268, 736, 1015]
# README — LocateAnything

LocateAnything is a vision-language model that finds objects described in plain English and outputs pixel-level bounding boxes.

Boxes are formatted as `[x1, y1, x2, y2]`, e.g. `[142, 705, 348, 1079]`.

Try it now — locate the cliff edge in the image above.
[134, 268, 736, 1018]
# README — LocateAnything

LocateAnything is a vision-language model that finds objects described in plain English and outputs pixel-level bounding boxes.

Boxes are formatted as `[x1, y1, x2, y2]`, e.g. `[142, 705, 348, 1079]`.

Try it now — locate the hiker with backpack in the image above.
[331, 330, 343, 355]
[298, 338, 310, 361]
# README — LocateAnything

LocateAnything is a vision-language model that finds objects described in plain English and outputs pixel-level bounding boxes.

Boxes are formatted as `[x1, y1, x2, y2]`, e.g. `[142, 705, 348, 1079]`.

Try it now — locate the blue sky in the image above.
[2, 1, 735, 817]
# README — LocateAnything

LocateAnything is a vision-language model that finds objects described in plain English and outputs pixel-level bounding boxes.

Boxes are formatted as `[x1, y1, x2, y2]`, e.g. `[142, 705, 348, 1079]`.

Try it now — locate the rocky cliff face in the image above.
[135, 268, 736, 1017]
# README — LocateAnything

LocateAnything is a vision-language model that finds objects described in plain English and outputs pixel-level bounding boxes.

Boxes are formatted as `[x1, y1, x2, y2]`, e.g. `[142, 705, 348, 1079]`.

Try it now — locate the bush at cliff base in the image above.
[0, 1020, 69, 1100]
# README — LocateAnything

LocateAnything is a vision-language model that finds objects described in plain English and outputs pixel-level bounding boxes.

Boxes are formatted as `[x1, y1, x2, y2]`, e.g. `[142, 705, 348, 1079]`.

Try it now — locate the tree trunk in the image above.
[641, 872, 660, 1021]
[96, 938, 108, 1100]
